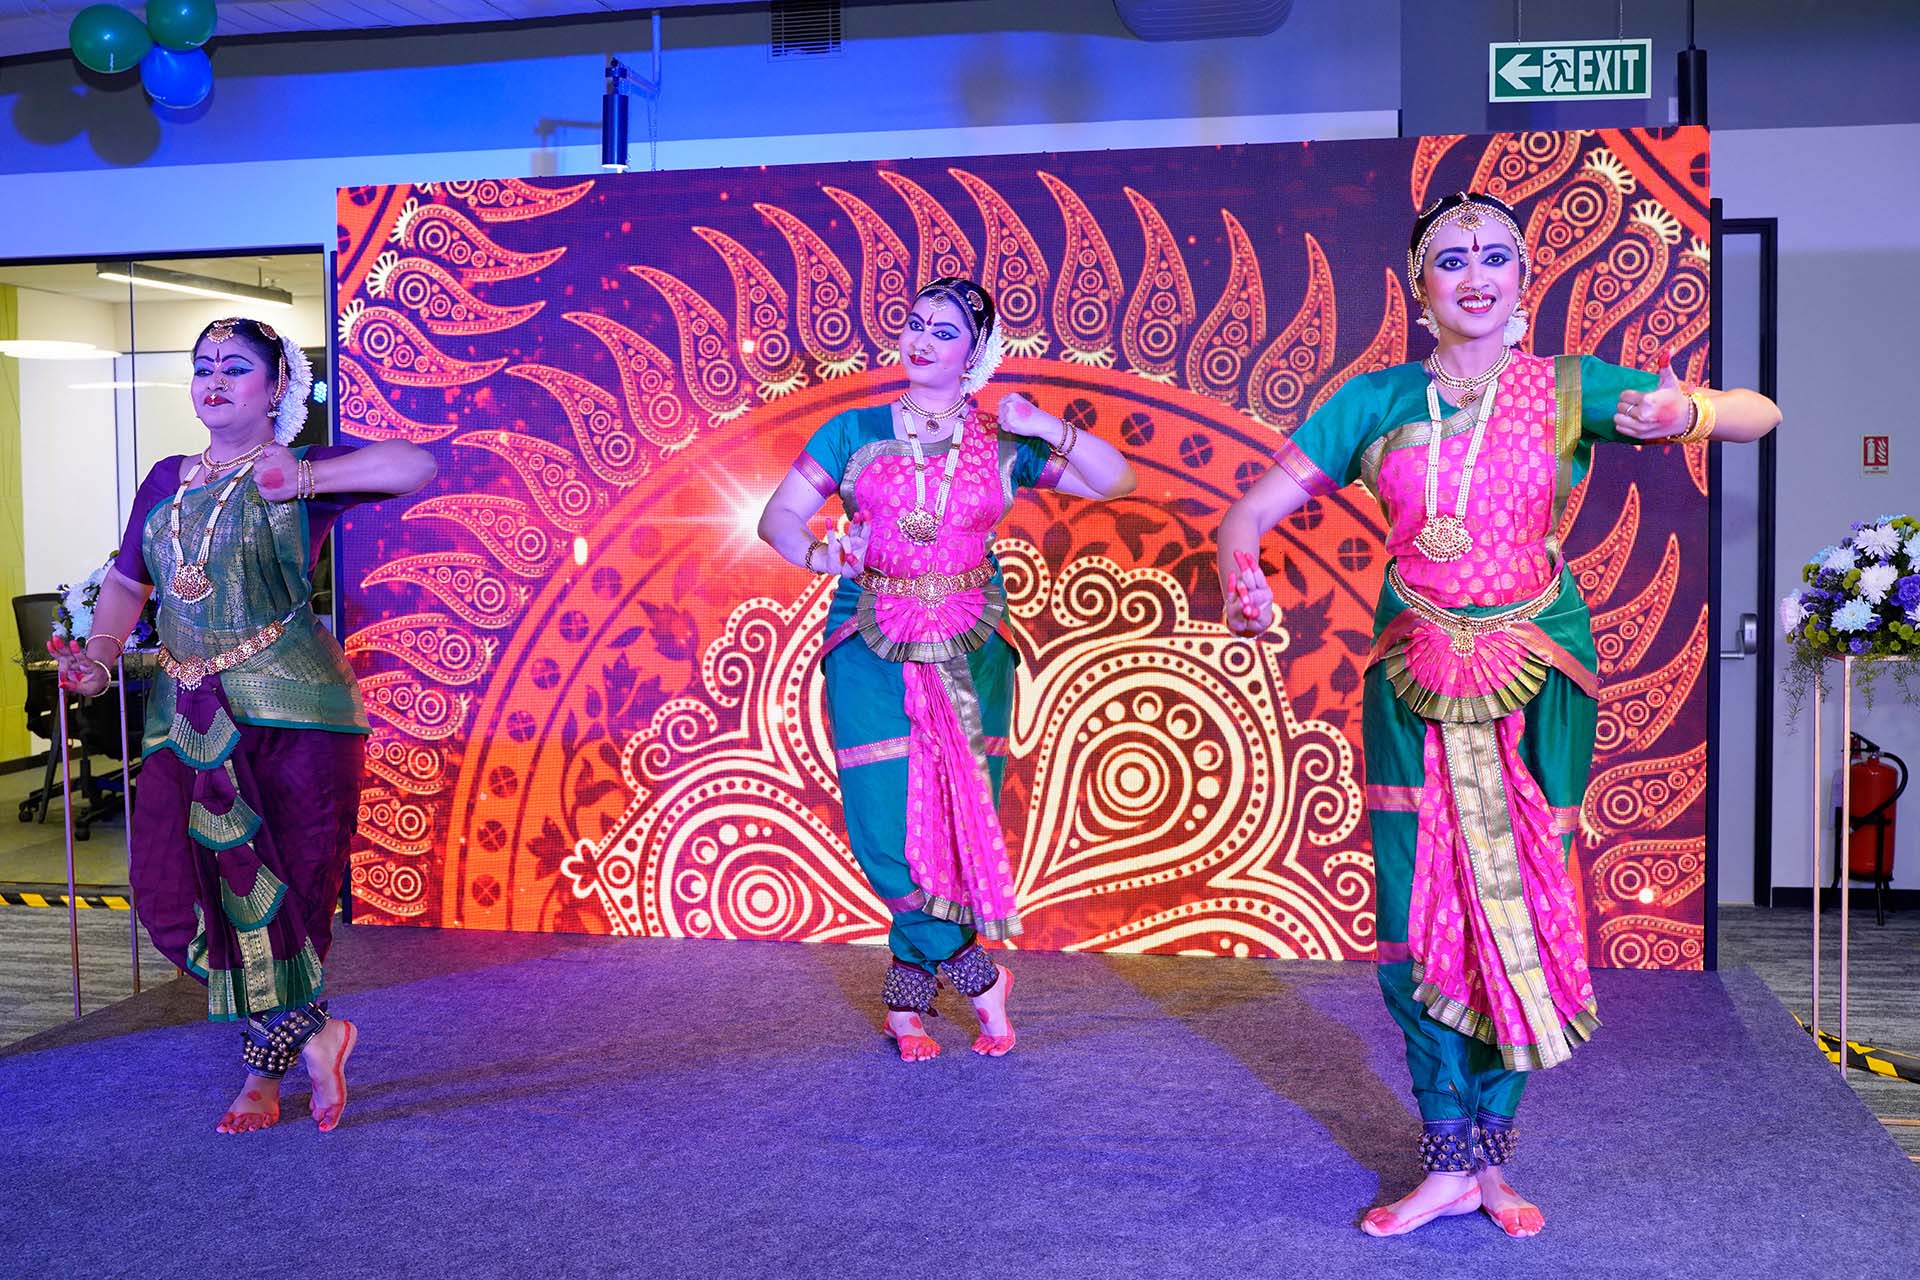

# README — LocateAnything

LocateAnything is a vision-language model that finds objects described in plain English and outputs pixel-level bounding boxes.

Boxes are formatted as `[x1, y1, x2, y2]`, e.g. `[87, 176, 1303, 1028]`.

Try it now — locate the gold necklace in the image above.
[201, 441, 269, 474]
[1424, 347, 1511, 407]
[167, 458, 258, 603]
[896, 400, 968, 544]
[1411, 379, 1497, 564]
[900, 391, 965, 435]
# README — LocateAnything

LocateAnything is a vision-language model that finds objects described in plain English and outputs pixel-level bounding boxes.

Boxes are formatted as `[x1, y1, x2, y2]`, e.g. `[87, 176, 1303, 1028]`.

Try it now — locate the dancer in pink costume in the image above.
[759, 278, 1135, 1060]
[1216, 194, 1779, 1236]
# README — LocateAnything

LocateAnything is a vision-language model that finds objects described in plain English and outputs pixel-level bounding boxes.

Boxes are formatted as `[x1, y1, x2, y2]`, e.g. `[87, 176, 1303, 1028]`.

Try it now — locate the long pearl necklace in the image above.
[1412, 380, 1497, 564]
[897, 394, 968, 544]
[168, 454, 261, 603]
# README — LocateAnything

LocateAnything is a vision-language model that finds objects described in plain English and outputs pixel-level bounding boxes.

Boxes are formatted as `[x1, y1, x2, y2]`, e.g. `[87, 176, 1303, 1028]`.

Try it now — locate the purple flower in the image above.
[1850, 637, 1872, 654]
[1897, 575, 1920, 608]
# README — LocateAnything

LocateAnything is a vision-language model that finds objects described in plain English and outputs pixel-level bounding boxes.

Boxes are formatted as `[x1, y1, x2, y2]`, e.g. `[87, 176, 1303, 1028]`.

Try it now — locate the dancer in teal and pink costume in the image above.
[759, 278, 1136, 1061]
[1215, 194, 1779, 1237]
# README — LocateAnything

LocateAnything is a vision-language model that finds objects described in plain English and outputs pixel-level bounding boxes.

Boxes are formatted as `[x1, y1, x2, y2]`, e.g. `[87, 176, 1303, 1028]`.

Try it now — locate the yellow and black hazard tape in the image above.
[1794, 1013, 1920, 1084]
[0, 891, 132, 911]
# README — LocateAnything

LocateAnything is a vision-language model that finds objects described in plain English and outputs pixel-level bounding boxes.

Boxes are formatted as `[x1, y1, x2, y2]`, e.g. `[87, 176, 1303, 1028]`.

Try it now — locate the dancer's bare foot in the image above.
[1360, 1172, 1482, 1237]
[302, 1019, 359, 1132]
[1476, 1166, 1543, 1237]
[968, 965, 1015, 1056]
[216, 1075, 282, 1134]
[884, 1011, 940, 1062]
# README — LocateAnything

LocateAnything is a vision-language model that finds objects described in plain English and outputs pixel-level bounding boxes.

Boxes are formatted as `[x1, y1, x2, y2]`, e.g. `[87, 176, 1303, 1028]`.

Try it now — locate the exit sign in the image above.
[1489, 39, 1652, 102]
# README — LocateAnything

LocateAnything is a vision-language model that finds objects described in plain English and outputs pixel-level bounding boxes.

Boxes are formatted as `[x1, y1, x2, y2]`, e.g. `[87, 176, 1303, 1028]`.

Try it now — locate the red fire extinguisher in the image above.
[1830, 733, 1908, 926]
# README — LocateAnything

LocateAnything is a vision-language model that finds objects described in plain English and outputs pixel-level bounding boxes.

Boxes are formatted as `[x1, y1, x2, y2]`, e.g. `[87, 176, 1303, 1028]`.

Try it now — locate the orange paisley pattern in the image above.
[334, 129, 1712, 967]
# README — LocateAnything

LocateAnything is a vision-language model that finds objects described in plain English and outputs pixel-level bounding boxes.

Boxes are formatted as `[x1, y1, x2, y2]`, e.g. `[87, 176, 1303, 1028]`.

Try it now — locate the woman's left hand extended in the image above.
[1613, 357, 1692, 441]
[253, 443, 301, 501]
[996, 392, 1062, 442]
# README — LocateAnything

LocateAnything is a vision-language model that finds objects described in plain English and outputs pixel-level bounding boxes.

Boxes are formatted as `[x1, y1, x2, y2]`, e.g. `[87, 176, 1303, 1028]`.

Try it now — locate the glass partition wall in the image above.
[0, 250, 325, 1030]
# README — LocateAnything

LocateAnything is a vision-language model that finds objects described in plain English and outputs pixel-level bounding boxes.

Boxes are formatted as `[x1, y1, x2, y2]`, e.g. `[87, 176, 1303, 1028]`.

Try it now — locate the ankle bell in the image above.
[240, 1001, 329, 1080]
[1417, 1117, 1478, 1174]
[882, 961, 937, 1015]
[1474, 1110, 1519, 1167]
[936, 943, 1000, 998]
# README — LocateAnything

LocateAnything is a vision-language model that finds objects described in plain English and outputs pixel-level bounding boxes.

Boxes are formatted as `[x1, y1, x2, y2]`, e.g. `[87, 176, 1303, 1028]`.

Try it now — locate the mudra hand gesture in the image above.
[50, 636, 111, 697]
[995, 392, 1060, 438]
[252, 443, 301, 502]
[826, 513, 872, 578]
[1225, 551, 1275, 636]
[1613, 356, 1694, 442]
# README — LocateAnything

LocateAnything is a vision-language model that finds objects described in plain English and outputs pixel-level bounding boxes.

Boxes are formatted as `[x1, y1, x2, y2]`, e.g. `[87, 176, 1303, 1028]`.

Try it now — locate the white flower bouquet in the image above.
[50, 554, 159, 650]
[1780, 515, 1920, 708]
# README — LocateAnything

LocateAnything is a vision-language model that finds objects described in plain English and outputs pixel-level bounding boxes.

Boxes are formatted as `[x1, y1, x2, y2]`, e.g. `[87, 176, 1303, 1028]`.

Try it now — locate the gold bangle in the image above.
[804, 538, 826, 573]
[1051, 420, 1079, 461]
[1678, 390, 1716, 443]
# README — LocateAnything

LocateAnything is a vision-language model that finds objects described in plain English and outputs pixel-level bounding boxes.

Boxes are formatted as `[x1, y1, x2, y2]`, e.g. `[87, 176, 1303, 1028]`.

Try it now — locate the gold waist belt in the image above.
[1387, 564, 1560, 657]
[162, 610, 298, 691]
[857, 562, 993, 606]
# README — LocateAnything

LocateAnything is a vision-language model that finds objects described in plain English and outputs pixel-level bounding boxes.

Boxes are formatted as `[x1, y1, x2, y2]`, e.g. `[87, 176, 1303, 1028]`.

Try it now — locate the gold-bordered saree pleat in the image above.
[1407, 720, 1598, 1071]
[911, 652, 1022, 942]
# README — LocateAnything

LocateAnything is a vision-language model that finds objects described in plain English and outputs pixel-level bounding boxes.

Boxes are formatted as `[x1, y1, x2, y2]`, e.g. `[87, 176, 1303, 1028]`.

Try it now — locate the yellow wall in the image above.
[0, 285, 27, 759]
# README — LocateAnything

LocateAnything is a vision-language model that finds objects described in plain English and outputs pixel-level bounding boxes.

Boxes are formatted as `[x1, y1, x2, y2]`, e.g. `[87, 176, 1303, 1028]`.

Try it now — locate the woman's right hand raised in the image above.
[50, 637, 111, 698]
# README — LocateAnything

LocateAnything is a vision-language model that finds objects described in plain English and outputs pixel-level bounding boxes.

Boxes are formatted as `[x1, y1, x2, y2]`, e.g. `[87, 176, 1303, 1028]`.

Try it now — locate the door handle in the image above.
[1718, 612, 1759, 660]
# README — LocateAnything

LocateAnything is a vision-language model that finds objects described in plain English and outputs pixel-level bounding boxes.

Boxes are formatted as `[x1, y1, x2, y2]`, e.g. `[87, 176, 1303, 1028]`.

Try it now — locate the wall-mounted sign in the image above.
[1863, 435, 1890, 476]
[1489, 39, 1652, 102]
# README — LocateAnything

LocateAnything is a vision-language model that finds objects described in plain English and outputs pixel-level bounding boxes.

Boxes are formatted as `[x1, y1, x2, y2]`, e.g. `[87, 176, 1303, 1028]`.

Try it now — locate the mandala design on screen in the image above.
[335, 128, 1712, 967]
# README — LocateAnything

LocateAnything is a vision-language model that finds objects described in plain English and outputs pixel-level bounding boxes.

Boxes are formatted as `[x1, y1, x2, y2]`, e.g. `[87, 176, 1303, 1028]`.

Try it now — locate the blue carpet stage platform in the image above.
[4, 929, 1916, 1277]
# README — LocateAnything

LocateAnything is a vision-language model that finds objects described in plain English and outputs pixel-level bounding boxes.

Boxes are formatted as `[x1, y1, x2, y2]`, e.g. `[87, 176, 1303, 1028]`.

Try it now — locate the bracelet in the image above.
[1051, 420, 1079, 461]
[804, 538, 827, 573]
[83, 657, 114, 692]
[297, 458, 317, 500]
[1676, 389, 1717, 444]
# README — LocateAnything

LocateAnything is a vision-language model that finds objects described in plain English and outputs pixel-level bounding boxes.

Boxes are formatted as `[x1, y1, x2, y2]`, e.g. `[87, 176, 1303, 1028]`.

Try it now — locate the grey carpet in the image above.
[2, 928, 1917, 1278]
[1720, 902, 1920, 1156]
[0, 906, 167, 1045]
[0, 756, 138, 888]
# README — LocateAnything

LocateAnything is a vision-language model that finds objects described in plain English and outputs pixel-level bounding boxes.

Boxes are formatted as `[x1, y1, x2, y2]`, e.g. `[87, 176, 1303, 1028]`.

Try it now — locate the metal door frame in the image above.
[1709, 208, 1781, 920]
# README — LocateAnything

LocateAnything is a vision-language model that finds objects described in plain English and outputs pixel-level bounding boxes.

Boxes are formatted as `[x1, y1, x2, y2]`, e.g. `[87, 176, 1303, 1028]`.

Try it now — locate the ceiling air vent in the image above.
[1113, 1, 1293, 41]
[771, 1, 842, 58]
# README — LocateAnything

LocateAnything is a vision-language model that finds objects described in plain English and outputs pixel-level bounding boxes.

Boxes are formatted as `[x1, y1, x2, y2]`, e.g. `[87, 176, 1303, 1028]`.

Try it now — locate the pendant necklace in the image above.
[1423, 346, 1510, 407]
[168, 456, 260, 603]
[897, 394, 968, 544]
[1412, 379, 1496, 570]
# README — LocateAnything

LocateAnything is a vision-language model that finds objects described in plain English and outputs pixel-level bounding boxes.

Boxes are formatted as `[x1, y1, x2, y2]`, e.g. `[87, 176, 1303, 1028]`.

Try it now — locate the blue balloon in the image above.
[139, 44, 212, 110]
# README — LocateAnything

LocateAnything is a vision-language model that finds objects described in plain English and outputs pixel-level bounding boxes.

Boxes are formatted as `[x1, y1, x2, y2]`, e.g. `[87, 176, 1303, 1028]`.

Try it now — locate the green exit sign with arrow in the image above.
[1489, 39, 1652, 102]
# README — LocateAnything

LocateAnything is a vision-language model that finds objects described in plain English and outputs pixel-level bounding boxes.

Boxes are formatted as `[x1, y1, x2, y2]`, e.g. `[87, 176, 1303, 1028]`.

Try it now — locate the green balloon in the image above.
[145, 0, 217, 51]
[69, 5, 152, 75]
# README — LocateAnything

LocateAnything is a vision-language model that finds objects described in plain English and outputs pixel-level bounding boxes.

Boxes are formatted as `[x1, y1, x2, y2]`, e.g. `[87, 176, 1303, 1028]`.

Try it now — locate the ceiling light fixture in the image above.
[0, 339, 121, 360]
[67, 380, 190, 391]
[95, 261, 294, 309]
